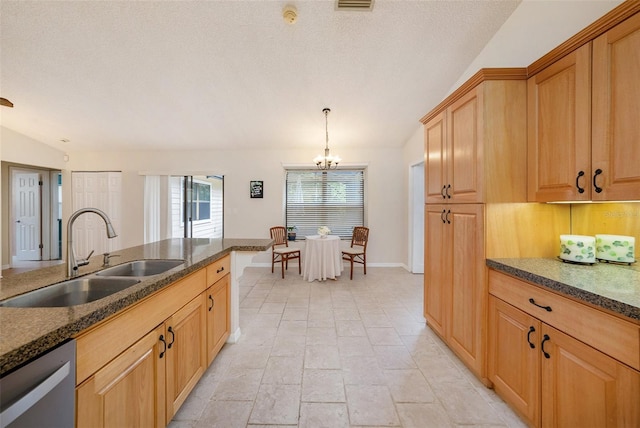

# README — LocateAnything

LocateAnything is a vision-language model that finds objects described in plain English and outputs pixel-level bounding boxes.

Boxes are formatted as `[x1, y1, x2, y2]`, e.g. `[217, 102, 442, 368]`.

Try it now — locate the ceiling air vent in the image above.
[336, 0, 374, 11]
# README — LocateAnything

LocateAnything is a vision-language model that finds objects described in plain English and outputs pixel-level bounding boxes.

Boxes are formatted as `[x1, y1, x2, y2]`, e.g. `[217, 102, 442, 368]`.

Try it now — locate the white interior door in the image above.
[13, 172, 42, 261]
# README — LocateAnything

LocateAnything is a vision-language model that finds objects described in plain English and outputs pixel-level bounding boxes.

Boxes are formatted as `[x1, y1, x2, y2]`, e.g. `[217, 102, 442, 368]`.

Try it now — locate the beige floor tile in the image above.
[259, 302, 286, 314]
[337, 335, 374, 357]
[228, 345, 272, 369]
[395, 403, 454, 428]
[301, 369, 345, 403]
[361, 312, 393, 327]
[282, 306, 308, 320]
[335, 319, 367, 336]
[286, 296, 310, 307]
[414, 353, 465, 384]
[238, 327, 278, 347]
[270, 334, 306, 357]
[305, 327, 338, 345]
[277, 320, 307, 336]
[333, 307, 361, 320]
[436, 383, 506, 426]
[212, 367, 263, 401]
[194, 400, 253, 428]
[367, 327, 404, 345]
[262, 356, 303, 385]
[299, 403, 350, 428]
[345, 384, 400, 426]
[341, 356, 386, 385]
[304, 344, 341, 369]
[168, 420, 195, 428]
[383, 369, 435, 403]
[374, 345, 417, 369]
[248, 384, 301, 425]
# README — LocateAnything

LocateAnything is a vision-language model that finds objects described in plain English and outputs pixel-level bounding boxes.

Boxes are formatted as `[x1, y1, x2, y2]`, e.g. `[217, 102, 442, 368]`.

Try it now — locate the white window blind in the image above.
[286, 169, 364, 238]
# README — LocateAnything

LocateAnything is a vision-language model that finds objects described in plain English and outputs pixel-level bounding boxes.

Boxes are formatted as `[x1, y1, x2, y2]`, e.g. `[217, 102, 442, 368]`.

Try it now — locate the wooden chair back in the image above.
[350, 226, 369, 252]
[270, 226, 288, 247]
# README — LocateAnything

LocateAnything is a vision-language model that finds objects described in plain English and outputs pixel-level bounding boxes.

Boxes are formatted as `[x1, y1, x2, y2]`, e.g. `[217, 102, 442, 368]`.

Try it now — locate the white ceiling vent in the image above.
[336, 0, 374, 11]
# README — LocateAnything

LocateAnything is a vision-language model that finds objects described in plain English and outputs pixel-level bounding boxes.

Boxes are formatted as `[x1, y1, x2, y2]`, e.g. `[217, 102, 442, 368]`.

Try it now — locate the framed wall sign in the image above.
[250, 180, 263, 198]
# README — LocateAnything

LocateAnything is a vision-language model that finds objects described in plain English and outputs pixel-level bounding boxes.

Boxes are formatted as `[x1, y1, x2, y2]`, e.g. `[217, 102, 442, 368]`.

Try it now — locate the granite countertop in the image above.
[487, 258, 640, 322]
[0, 238, 272, 376]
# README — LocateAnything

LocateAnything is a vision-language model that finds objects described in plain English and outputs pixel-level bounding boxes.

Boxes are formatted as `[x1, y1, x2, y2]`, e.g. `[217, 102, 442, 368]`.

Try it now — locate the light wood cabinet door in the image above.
[447, 204, 485, 376]
[540, 324, 640, 428]
[423, 204, 449, 337]
[527, 44, 592, 202]
[488, 296, 540, 428]
[206, 274, 230, 365]
[76, 325, 166, 428]
[424, 111, 447, 203]
[447, 86, 483, 203]
[165, 294, 207, 422]
[592, 13, 640, 201]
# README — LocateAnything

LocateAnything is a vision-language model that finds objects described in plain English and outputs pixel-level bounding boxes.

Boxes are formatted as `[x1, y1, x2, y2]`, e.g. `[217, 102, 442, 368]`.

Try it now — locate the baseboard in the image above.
[227, 327, 242, 344]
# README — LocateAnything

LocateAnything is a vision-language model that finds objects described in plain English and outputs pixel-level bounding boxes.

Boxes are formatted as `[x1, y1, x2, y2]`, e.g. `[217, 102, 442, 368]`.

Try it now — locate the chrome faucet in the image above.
[67, 208, 117, 277]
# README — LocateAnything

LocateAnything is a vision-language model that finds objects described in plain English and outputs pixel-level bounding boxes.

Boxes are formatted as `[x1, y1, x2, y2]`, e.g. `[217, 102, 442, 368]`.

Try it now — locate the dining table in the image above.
[302, 234, 343, 282]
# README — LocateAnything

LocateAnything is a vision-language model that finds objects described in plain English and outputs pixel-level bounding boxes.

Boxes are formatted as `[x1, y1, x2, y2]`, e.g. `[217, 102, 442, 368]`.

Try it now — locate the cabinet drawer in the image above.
[206, 255, 230, 286]
[489, 269, 640, 370]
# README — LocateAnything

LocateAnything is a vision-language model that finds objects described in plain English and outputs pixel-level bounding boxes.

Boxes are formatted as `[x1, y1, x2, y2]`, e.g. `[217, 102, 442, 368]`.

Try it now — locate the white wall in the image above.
[66, 146, 406, 266]
[1, 127, 67, 268]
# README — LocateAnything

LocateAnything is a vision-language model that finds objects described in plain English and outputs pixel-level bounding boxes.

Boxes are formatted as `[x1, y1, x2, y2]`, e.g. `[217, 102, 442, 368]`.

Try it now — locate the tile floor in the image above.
[169, 267, 526, 428]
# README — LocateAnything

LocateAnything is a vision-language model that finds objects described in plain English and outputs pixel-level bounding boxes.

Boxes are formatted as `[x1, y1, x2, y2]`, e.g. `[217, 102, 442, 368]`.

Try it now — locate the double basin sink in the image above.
[0, 259, 185, 308]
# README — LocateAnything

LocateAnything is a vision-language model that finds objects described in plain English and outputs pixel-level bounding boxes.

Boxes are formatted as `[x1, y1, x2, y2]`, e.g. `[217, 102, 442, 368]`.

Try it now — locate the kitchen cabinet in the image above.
[75, 255, 232, 427]
[528, 12, 640, 202]
[424, 203, 485, 378]
[488, 270, 640, 427]
[205, 256, 231, 365]
[164, 294, 207, 421]
[76, 325, 166, 428]
[422, 74, 528, 204]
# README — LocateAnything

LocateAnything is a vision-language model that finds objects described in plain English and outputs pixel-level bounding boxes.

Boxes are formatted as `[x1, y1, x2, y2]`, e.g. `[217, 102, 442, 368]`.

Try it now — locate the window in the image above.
[286, 169, 364, 238]
[191, 181, 211, 221]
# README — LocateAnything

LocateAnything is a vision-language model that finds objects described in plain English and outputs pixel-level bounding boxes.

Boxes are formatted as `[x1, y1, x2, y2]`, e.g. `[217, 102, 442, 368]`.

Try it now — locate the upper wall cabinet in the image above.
[422, 70, 528, 205]
[528, 12, 640, 202]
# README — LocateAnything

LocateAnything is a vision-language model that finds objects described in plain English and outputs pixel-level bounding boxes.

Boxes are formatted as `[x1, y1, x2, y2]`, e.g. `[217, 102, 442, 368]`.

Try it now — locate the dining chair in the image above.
[270, 226, 301, 278]
[342, 226, 369, 280]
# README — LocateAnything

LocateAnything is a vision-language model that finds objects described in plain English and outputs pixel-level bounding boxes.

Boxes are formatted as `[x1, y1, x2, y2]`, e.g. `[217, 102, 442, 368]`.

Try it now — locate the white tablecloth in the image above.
[303, 235, 343, 282]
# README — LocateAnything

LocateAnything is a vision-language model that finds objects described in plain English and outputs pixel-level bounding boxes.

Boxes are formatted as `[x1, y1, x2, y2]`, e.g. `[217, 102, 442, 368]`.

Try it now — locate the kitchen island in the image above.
[0, 237, 272, 376]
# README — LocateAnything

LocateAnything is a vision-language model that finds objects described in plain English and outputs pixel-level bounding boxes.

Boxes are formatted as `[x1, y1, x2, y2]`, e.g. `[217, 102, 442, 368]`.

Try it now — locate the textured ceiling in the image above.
[0, 0, 520, 152]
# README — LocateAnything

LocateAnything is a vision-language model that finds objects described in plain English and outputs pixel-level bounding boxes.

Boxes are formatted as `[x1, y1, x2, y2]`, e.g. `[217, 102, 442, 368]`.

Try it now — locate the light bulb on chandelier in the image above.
[314, 108, 341, 170]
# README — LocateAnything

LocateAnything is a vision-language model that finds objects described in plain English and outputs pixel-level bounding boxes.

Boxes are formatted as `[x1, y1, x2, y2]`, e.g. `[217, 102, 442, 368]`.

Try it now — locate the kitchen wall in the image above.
[63, 146, 406, 266]
[0, 127, 67, 268]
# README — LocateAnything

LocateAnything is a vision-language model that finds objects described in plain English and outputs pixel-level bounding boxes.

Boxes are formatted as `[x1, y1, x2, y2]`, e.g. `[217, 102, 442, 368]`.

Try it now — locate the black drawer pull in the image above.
[529, 298, 552, 312]
[593, 169, 603, 193]
[440, 209, 446, 224]
[216, 266, 225, 274]
[441, 185, 446, 199]
[209, 295, 214, 311]
[527, 326, 536, 349]
[576, 171, 585, 193]
[159, 335, 166, 359]
[445, 210, 451, 224]
[541, 334, 551, 359]
[167, 326, 175, 349]
[445, 184, 451, 199]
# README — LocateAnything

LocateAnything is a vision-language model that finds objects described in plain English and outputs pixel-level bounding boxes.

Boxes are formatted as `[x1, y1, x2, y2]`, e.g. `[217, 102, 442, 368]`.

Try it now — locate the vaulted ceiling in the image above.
[1, 0, 522, 152]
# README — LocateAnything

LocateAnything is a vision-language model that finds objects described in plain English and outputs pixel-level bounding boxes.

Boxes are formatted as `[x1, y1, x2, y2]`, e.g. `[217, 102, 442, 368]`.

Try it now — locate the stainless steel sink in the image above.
[0, 277, 141, 308]
[96, 259, 184, 277]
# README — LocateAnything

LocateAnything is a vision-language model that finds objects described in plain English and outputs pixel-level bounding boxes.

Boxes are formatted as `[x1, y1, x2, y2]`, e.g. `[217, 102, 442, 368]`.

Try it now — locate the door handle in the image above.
[159, 335, 166, 359]
[527, 326, 536, 349]
[167, 327, 175, 349]
[541, 334, 551, 359]
[593, 169, 603, 193]
[575, 171, 585, 193]
[209, 295, 214, 311]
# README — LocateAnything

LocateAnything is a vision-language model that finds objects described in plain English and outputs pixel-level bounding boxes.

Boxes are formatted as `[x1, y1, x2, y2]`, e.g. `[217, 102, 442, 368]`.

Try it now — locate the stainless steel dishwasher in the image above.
[0, 340, 75, 428]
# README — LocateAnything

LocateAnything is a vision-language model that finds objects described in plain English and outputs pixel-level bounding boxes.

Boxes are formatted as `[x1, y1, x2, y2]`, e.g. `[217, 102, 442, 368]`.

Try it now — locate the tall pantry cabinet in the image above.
[421, 70, 528, 382]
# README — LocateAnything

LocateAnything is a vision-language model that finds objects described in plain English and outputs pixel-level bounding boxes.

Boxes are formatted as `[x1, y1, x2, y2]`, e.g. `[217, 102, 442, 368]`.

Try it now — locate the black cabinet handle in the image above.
[445, 210, 451, 224]
[529, 298, 552, 312]
[576, 171, 585, 193]
[445, 184, 451, 199]
[440, 209, 446, 223]
[216, 266, 225, 274]
[527, 326, 536, 349]
[209, 295, 214, 311]
[541, 334, 551, 359]
[167, 326, 175, 349]
[441, 185, 446, 199]
[593, 169, 603, 193]
[159, 335, 166, 359]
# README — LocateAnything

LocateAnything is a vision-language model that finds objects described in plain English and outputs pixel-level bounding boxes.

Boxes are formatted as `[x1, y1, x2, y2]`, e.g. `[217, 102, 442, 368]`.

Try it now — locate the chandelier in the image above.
[313, 108, 341, 170]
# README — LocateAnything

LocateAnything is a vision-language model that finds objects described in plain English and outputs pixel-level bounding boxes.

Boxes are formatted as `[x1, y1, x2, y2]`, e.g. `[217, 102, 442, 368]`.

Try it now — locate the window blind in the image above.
[286, 169, 364, 238]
